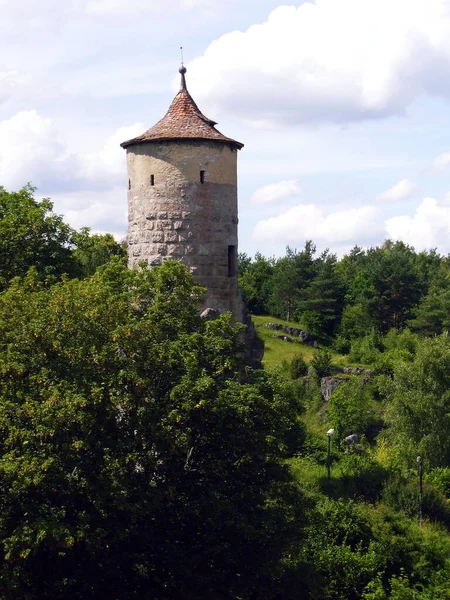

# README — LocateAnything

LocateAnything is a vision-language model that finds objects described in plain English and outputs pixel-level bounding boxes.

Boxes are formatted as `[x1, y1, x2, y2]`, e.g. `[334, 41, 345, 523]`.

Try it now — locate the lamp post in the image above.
[417, 455, 423, 526]
[327, 429, 335, 480]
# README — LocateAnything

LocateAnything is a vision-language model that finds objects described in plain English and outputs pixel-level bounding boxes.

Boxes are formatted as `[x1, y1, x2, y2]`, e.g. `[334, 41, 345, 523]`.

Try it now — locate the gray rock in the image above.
[343, 367, 375, 377]
[265, 322, 317, 346]
[321, 376, 346, 402]
[344, 434, 359, 444]
[200, 308, 221, 320]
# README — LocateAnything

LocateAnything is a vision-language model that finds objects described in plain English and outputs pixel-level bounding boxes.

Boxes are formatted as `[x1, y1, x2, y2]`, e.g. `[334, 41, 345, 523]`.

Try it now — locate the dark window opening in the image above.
[200, 170, 205, 184]
[228, 245, 237, 277]
[150, 174, 155, 186]
[128, 178, 131, 190]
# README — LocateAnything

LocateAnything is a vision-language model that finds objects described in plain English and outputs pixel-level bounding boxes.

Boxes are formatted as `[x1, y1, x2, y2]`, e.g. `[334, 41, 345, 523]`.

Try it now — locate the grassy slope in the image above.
[252, 315, 352, 369]
[252, 315, 316, 367]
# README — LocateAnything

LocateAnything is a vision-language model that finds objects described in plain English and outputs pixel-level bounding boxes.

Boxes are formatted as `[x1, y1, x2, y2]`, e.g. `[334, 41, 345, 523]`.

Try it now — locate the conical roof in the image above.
[121, 67, 243, 150]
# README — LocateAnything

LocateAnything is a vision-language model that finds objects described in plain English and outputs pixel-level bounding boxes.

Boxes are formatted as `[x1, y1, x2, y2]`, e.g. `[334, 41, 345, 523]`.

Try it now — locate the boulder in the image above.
[200, 308, 221, 320]
[321, 376, 346, 402]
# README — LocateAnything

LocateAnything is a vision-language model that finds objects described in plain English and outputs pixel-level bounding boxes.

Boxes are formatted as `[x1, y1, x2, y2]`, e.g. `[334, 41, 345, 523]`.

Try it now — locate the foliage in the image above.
[290, 354, 308, 379]
[0, 185, 76, 288]
[310, 348, 333, 378]
[328, 378, 372, 442]
[381, 333, 450, 469]
[0, 260, 306, 599]
[425, 467, 450, 498]
[296, 250, 345, 337]
[349, 329, 383, 364]
[338, 454, 388, 502]
[238, 252, 274, 314]
[72, 227, 126, 277]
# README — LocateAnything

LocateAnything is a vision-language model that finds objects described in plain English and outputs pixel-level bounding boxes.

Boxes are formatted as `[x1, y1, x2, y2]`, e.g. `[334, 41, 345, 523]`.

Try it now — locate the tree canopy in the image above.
[0, 259, 305, 599]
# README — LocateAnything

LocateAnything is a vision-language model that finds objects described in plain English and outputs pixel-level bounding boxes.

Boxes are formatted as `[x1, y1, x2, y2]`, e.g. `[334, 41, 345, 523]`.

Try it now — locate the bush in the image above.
[425, 467, 450, 498]
[333, 334, 351, 355]
[310, 348, 333, 378]
[349, 329, 383, 364]
[382, 480, 450, 526]
[290, 354, 308, 379]
[338, 453, 388, 502]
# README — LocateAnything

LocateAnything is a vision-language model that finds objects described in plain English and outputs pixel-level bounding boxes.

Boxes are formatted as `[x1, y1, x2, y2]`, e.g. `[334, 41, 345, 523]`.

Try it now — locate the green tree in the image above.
[328, 378, 371, 442]
[310, 348, 332, 379]
[238, 252, 274, 314]
[269, 243, 317, 321]
[382, 333, 450, 469]
[363, 242, 423, 332]
[0, 260, 305, 599]
[0, 185, 76, 289]
[72, 227, 126, 277]
[297, 250, 344, 337]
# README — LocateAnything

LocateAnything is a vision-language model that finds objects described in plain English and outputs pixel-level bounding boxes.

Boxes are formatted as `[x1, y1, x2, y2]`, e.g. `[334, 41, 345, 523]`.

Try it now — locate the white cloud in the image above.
[0, 110, 70, 190]
[430, 151, 450, 173]
[0, 110, 141, 192]
[0, 110, 139, 235]
[385, 196, 450, 252]
[187, 0, 450, 126]
[252, 203, 380, 246]
[50, 187, 127, 235]
[249, 179, 301, 204]
[77, 123, 144, 186]
[376, 178, 417, 202]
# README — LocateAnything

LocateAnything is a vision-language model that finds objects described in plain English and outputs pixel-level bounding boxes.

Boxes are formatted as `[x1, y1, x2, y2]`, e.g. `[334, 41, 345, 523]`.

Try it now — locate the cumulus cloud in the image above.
[252, 203, 380, 246]
[77, 123, 144, 186]
[50, 188, 127, 235]
[430, 151, 450, 173]
[0, 110, 139, 235]
[249, 179, 301, 204]
[376, 179, 417, 202]
[0, 110, 142, 192]
[187, 0, 450, 126]
[385, 196, 450, 252]
[0, 110, 71, 190]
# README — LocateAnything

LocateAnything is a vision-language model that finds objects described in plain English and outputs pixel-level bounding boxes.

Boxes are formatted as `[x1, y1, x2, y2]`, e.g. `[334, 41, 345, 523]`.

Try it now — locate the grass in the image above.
[251, 314, 354, 369]
[252, 315, 317, 367]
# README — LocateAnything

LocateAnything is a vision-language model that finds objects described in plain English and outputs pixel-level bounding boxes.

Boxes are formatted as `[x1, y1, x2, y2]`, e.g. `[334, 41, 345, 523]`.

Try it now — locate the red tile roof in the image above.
[121, 69, 244, 150]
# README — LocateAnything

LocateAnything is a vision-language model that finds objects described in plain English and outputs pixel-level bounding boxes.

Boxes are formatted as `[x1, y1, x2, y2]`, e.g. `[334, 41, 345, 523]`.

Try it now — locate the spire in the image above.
[120, 53, 244, 150]
[179, 46, 187, 91]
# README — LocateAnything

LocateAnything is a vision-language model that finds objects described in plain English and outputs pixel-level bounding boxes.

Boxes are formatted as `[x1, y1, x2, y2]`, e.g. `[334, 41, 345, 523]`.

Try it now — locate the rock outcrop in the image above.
[265, 323, 317, 346]
[320, 376, 346, 402]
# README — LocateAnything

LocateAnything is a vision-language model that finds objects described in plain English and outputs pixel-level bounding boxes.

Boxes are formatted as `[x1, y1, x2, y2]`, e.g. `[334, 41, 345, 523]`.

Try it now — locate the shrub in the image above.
[349, 329, 383, 364]
[290, 354, 308, 379]
[382, 480, 450, 526]
[333, 334, 351, 355]
[339, 453, 388, 501]
[310, 348, 332, 378]
[425, 467, 450, 498]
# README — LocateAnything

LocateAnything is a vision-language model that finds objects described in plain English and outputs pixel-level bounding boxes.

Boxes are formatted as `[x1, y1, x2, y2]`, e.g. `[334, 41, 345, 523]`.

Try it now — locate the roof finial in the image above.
[179, 46, 187, 91]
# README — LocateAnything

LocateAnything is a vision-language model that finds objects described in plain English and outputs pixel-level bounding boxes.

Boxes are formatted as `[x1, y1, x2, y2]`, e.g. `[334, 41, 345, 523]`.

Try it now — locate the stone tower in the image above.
[121, 66, 244, 321]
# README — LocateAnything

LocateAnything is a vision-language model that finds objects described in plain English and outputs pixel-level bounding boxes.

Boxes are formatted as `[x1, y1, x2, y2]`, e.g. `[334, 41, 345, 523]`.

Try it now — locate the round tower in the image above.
[121, 66, 244, 321]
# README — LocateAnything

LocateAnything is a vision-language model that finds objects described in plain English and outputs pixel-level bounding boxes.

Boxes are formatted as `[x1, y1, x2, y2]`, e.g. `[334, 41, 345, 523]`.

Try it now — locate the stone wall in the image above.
[126, 139, 242, 320]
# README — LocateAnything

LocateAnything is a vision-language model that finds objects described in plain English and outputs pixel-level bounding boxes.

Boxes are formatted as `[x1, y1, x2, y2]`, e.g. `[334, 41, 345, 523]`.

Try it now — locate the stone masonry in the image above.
[121, 66, 244, 322]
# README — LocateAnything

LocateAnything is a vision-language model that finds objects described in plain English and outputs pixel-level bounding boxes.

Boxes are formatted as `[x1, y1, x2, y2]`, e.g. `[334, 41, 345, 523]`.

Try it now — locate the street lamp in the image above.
[417, 455, 423, 526]
[327, 429, 335, 480]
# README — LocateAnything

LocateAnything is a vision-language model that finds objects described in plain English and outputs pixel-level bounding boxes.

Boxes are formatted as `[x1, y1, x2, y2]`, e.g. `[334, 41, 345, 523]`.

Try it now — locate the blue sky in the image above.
[2, 0, 450, 257]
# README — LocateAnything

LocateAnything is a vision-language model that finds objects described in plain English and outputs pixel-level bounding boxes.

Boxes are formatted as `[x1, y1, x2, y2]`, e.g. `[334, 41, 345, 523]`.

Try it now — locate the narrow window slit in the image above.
[200, 170, 205, 184]
[150, 174, 155, 186]
[128, 178, 131, 190]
